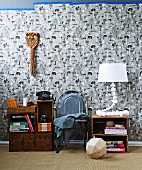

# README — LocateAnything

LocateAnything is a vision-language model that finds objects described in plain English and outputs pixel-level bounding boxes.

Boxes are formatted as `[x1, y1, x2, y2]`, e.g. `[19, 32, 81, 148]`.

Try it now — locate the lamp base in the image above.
[100, 83, 118, 112]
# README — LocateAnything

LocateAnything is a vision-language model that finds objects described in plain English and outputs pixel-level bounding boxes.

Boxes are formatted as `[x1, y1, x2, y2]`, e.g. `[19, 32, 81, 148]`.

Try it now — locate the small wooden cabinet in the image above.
[7, 100, 54, 152]
[92, 114, 128, 152]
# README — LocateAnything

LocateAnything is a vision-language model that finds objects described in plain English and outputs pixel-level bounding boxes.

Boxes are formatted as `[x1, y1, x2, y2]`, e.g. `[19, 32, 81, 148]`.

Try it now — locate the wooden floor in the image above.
[0, 145, 142, 170]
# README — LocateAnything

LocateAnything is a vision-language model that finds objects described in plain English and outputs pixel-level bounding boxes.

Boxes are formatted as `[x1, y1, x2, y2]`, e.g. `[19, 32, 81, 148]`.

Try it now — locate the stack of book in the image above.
[106, 141, 125, 152]
[104, 124, 127, 135]
[10, 122, 29, 132]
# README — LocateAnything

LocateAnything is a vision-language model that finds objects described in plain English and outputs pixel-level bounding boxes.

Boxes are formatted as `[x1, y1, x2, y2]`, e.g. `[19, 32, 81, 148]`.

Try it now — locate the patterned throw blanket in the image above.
[54, 113, 88, 140]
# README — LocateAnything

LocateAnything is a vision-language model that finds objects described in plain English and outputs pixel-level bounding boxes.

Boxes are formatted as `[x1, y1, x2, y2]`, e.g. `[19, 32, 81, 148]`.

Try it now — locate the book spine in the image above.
[117, 144, 124, 148]
[104, 129, 127, 134]
[25, 115, 34, 132]
[106, 141, 123, 145]
[107, 147, 125, 152]
[106, 143, 124, 148]
[10, 122, 28, 126]
[38, 123, 52, 132]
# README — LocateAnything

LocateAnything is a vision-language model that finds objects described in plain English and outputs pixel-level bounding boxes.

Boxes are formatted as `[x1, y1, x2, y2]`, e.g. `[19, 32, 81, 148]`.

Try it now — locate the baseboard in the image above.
[0, 141, 9, 145]
[128, 141, 142, 146]
[0, 140, 142, 146]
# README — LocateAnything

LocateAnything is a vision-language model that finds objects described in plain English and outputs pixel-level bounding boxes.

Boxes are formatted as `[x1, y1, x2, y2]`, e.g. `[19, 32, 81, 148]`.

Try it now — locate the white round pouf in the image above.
[86, 138, 106, 159]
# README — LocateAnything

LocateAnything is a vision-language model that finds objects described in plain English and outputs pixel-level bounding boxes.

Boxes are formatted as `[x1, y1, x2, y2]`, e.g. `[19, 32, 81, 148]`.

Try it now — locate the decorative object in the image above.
[40, 114, 48, 123]
[96, 63, 128, 116]
[6, 98, 18, 108]
[26, 32, 39, 76]
[23, 98, 28, 107]
[86, 137, 106, 159]
[106, 121, 114, 127]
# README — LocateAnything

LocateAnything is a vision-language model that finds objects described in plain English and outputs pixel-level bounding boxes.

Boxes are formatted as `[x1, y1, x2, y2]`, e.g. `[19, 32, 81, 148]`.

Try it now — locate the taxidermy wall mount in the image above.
[26, 32, 39, 76]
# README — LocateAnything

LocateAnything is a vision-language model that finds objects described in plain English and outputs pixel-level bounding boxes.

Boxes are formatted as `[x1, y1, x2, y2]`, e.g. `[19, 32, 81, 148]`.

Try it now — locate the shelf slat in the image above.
[92, 114, 128, 119]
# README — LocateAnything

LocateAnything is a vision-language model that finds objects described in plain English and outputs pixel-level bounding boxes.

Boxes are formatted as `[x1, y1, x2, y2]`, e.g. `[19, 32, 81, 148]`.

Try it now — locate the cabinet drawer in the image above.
[9, 133, 53, 151]
[35, 133, 53, 151]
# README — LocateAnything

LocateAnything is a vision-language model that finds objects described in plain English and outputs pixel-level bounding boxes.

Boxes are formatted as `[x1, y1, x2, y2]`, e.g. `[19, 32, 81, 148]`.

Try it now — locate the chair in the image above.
[54, 90, 89, 153]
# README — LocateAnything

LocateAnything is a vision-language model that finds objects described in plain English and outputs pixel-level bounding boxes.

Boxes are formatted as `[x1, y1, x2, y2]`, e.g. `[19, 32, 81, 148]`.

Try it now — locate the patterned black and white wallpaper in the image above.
[0, 3, 141, 141]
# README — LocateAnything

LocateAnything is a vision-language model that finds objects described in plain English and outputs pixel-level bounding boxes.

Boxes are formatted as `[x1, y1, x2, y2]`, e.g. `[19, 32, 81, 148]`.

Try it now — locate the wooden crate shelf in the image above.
[7, 100, 54, 152]
[92, 114, 128, 152]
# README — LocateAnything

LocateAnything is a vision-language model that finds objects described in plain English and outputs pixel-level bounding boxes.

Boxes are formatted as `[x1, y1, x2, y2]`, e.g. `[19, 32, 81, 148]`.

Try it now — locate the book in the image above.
[106, 141, 123, 145]
[38, 123, 52, 132]
[107, 147, 125, 152]
[106, 143, 124, 148]
[10, 122, 28, 126]
[25, 114, 34, 132]
[9, 121, 29, 132]
[104, 129, 127, 134]
[9, 128, 29, 132]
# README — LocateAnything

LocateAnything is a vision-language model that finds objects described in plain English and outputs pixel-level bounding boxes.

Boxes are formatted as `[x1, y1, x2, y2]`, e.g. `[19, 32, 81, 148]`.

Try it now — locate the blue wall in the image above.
[0, 0, 141, 9]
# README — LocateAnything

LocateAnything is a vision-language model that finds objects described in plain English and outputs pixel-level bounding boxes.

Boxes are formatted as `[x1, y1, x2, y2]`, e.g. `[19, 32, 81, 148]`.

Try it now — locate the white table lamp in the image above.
[97, 63, 128, 114]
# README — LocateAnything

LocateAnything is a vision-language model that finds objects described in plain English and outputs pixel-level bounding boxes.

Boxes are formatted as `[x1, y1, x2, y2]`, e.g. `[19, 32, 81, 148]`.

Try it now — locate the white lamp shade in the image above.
[98, 63, 128, 82]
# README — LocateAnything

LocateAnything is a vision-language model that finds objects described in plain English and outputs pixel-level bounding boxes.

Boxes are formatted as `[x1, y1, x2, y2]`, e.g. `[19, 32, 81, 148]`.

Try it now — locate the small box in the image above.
[38, 123, 52, 132]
